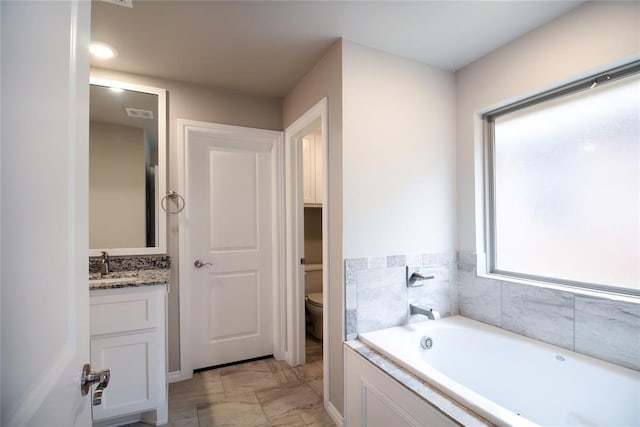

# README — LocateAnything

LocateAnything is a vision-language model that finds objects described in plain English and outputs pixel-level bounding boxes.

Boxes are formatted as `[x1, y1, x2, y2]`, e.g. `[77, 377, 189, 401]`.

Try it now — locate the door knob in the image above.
[194, 259, 212, 268]
[81, 363, 110, 405]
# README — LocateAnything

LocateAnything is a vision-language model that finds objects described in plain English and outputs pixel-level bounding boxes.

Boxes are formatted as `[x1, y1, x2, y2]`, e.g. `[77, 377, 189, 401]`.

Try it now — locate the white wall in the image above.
[283, 39, 344, 416]
[342, 41, 456, 258]
[285, 40, 457, 417]
[456, 1, 640, 253]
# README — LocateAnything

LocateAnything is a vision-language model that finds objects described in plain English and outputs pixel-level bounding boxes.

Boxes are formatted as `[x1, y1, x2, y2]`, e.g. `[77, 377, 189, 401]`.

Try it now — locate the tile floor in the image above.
[130, 336, 331, 427]
[304, 335, 323, 364]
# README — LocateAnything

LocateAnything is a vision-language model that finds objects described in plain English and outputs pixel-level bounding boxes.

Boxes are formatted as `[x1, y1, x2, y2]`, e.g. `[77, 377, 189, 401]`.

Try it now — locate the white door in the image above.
[1, 1, 92, 426]
[182, 122, 282, 369]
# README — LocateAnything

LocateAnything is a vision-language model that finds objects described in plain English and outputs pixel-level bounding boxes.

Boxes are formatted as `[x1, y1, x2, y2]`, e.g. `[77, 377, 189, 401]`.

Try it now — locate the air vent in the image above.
[125, 108, 154, 120]
[99, 0, 133, 8]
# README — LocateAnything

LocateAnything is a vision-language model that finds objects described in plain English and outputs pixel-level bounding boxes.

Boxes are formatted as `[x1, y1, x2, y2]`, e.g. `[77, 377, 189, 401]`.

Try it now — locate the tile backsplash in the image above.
[89, 254, 171, 273]
[457, 252, 640, 371]
[344, 253, 456, 340]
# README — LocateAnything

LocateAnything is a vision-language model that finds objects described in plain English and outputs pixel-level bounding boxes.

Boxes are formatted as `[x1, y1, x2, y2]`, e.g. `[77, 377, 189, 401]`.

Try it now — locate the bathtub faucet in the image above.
[410, 304, 440, 320]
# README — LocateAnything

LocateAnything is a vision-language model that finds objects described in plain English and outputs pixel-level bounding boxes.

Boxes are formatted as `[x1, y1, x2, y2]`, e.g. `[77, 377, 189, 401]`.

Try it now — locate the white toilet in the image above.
[304, 264, 323, 340]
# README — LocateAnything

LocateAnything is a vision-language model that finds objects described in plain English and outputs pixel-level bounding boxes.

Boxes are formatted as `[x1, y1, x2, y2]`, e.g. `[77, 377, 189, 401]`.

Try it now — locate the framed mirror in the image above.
[89, 77, 167, 256]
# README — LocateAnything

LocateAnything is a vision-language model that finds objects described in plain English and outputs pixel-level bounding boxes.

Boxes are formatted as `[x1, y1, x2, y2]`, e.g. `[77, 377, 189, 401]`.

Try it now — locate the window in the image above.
[484, 62, 640, 295]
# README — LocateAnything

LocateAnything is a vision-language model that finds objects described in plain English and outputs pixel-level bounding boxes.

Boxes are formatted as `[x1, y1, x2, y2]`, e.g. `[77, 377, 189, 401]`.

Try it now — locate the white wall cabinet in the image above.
[302, 131, 323, 206]
[345, 346, 457, 427]
[90, 286, 168, 426]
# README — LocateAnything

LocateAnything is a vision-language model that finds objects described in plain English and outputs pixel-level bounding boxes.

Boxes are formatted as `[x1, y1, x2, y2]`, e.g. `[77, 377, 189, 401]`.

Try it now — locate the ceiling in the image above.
[91, 0, 583, 98]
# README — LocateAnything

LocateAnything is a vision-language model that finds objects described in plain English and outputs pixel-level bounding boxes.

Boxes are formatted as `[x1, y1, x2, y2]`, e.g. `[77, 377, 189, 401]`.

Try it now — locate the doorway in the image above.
[283, 98, 329, 404]
[301, 126, 324, 365]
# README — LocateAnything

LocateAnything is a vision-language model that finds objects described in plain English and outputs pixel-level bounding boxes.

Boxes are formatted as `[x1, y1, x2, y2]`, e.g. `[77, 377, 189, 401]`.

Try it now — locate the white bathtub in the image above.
[359, 316, 640, 427]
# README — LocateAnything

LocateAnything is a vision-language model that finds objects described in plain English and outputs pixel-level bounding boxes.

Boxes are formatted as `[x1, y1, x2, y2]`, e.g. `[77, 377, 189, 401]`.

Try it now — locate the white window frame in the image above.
[481, 60, 640, 297]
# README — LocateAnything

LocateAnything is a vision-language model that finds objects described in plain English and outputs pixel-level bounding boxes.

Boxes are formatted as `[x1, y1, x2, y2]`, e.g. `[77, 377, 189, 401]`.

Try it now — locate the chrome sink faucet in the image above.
[410, 304, 440, 320]
[100, 251, 110, 276]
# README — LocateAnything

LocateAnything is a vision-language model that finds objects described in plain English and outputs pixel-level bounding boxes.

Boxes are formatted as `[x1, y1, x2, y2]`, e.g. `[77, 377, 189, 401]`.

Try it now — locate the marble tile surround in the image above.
[344, 253, 456, 340]
[457, 252, 640, 371]
[346, 252, 639, 371]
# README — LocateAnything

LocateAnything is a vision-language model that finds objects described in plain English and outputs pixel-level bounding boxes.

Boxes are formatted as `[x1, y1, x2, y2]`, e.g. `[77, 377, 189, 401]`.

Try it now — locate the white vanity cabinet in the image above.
[90, 285, 168, 425]
[302, 131, 323, 206]
[345, 346, 457, 427]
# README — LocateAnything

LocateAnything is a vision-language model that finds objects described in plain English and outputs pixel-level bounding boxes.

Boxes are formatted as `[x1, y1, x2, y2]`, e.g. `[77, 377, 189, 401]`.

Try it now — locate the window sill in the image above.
[476, 270, 640, 305]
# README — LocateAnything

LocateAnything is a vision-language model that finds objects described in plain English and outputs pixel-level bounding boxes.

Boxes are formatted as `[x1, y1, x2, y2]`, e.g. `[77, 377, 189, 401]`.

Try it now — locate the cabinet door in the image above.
[314, 132, 323, 204]
[302, 135, 316, 204]
[345, 347, 457, 427]
[91, 331, 159, 421]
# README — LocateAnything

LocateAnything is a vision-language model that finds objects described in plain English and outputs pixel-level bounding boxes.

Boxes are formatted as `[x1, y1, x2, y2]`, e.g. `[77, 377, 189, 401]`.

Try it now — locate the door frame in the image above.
[283, 98, 329, 396]
[176, 119, 284, 380]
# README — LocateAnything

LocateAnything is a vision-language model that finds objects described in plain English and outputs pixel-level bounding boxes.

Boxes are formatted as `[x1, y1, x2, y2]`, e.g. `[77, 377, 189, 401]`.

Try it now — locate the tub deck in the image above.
[359, 316, 640, 427]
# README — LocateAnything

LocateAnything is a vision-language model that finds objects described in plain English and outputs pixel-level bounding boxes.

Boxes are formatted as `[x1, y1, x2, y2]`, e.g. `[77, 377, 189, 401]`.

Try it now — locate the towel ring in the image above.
[161, 191, 185, 214]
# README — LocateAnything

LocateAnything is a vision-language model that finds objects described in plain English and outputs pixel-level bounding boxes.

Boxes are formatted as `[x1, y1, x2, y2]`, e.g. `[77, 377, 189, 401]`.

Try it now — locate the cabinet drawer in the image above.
[90, 289, 159, 335]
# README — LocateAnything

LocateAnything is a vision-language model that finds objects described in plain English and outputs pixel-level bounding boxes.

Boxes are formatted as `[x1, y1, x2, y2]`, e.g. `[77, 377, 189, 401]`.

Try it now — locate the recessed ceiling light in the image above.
[90, 42, 117, 59]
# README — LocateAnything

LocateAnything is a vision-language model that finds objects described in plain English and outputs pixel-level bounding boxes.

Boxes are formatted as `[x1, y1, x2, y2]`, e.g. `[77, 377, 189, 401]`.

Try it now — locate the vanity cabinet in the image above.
[345, 346, 457, 427]
[90, 286, 167, 425]
[302, 131, 323, 206]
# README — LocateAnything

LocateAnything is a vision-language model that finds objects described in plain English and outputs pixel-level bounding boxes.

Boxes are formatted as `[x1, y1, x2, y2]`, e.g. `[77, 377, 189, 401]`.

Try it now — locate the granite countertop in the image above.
[89, 268, 170, 290]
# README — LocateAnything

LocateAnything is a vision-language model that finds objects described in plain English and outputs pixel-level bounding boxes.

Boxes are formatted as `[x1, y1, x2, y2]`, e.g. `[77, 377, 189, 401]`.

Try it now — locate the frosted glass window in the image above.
[489, 73, 639, 292]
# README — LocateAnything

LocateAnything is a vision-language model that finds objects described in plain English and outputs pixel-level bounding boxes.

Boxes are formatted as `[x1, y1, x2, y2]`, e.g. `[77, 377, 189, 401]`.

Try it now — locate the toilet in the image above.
[304, 264, 323, 340]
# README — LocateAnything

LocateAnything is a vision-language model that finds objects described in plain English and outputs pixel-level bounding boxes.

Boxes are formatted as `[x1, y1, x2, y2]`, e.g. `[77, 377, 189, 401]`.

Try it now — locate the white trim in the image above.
[177, 119, 192, 382]
[325, 399, 345, 427]
[319, 98, 331, 409]
[92, 413, 142, 427]
[283, 99, 326, 365]
[166, 370, 184, 384]
[0, 1, 3, 414]
[282, 124, 304, 365]
[177, 119, 283, 378]
[272, 126, 286, 361]
[282, 98, 331, 404]
[88, 77, 167, 257]
[478, 269, 640, 305]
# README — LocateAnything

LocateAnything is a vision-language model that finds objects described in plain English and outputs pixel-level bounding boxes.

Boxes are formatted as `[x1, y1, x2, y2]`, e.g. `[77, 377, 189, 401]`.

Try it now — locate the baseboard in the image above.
[141, 407, 168, 426]
[92, 413, 141, 427]
[167, 370, 185, 384]
[325, 400, 344, 427]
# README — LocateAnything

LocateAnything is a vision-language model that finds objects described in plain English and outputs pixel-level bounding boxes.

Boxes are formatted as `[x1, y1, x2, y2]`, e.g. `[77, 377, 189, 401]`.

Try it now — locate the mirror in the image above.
[89, 78, 167, 256]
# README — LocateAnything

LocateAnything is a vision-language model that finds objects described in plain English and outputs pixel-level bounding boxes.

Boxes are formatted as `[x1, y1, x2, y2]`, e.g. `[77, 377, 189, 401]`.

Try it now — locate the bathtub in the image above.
[358, 316, 640, 427]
